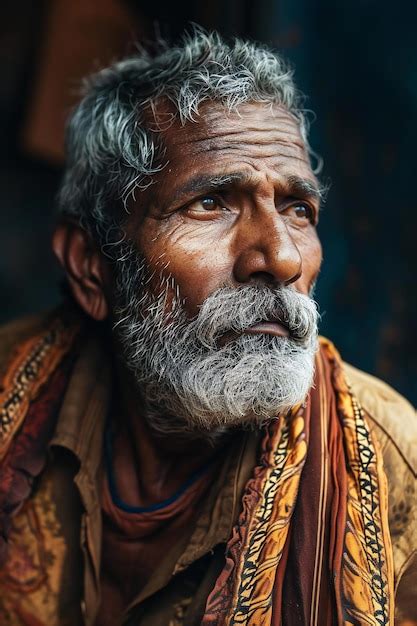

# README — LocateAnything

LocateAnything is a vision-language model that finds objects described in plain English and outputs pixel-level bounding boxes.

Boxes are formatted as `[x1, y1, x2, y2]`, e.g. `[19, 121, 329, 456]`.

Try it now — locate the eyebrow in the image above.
[171, 173, 246, 203]
[285, 175, 324, 202]
[167, 171, 324, 208]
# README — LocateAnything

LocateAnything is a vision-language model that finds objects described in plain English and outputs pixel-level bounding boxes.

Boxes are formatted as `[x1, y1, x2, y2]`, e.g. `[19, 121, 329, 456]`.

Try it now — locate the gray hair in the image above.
[57, 28, 312, 247]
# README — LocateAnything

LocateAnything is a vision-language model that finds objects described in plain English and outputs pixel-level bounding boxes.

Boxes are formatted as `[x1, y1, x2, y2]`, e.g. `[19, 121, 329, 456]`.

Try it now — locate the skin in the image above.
[53, 102, 323, 508]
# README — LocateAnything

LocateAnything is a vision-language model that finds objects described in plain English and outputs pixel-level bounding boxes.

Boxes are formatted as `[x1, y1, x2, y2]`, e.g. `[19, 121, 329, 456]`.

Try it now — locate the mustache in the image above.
[175, 284, 320, 349]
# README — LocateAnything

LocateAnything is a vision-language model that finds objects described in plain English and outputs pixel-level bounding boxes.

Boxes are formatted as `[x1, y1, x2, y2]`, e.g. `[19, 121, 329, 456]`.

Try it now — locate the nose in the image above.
[233, 209, 302, 286]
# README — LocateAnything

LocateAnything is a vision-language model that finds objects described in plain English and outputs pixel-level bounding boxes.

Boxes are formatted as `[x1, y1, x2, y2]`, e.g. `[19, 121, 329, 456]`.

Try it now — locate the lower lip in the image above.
[244, 322, 290, 338]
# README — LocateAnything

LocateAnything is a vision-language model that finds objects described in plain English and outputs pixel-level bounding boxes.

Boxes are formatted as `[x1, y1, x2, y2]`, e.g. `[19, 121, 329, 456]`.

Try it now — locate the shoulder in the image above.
[342, 361, 417, 604]
[342, 361, 416, 476]
[0, 312, 52, 375]
[0, 308, 78, 462]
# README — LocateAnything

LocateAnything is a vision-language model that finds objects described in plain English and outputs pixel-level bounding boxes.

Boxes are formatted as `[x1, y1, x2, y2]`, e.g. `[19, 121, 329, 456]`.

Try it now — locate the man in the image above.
[0, 29, 415, 626]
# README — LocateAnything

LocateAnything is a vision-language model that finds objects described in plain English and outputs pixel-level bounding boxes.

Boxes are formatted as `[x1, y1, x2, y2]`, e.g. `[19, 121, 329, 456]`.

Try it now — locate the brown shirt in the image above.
[0, 314, 415, 625]
[97, 441, 223, 625]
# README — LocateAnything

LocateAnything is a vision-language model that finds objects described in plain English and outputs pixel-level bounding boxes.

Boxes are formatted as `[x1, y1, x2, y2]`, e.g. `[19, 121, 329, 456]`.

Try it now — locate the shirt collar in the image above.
[50, 333, 111, 482]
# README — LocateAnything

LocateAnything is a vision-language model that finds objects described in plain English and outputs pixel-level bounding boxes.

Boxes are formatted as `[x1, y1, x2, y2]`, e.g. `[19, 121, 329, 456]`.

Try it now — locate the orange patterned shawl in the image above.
[201, 338, 394, 626]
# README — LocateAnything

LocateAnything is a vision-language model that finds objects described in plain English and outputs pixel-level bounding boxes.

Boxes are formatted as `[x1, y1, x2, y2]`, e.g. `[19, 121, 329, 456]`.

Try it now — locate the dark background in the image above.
[1, 0, 416, 403]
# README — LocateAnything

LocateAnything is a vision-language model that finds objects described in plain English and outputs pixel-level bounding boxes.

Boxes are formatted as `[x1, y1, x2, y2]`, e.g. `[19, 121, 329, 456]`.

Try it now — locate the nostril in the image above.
[249, 271, 278, 286]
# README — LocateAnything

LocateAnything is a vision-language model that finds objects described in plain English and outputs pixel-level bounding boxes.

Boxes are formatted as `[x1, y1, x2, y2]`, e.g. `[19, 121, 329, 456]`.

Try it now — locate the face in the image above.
[109, 102, 322, 437]
[126, 102, 322, 315]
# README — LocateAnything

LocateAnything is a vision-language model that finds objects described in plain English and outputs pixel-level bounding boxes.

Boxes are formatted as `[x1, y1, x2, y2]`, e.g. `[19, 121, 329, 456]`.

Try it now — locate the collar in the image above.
[50, 333, 111, 486]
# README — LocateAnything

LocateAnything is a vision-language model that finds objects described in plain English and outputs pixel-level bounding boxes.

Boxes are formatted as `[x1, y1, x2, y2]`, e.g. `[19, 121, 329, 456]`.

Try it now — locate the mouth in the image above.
[243, 321, 290, 338]
[218, 320, 290, 346]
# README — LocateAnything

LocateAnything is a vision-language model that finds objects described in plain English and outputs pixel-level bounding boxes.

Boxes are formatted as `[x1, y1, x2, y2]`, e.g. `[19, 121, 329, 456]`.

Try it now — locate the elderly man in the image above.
[0, 30, 415, 626]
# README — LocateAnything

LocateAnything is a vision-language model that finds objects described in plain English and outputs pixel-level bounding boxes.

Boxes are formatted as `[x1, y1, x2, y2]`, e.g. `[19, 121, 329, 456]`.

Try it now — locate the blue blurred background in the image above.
[1, 0, 416, 402]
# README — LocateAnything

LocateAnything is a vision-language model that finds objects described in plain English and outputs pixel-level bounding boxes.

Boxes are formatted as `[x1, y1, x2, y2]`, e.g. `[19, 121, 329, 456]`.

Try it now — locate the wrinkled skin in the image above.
[125, 102, 322, 316]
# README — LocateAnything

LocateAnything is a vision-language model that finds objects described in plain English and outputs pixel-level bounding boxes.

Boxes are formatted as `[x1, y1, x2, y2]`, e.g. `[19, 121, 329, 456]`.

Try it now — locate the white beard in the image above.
[113, 251, 319, 438]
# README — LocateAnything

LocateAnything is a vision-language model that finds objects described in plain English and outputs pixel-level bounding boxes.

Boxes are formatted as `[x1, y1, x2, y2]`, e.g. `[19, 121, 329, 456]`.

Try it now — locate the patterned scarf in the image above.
[202, 338, 394, 625]
[0, 310, 394, 625]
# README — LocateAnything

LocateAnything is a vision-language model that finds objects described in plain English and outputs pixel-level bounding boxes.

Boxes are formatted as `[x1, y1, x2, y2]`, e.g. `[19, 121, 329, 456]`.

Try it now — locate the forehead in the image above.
[156, 102, 315, 190]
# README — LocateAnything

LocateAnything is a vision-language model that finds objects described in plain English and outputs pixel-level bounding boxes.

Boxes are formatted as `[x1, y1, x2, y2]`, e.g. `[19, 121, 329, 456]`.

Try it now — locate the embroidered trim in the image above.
[340, 386, 392, 625]
[0, 316, 79, 459]
[229, 407, 306, 625]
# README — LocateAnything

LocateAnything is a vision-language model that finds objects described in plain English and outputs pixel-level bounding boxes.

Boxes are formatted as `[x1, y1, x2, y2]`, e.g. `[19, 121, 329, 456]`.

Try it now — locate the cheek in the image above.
[294, 230, 322, 294]
[168, 252, 229, 314]
[139, 220, 233, 316]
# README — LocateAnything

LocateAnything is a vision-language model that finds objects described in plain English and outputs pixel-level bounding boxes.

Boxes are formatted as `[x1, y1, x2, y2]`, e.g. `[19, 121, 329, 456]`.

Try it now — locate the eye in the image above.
[183, 195, 229, 219]
[294, 204, 313, 220]
[199, 197, 221, 211]
[282, 202, 315, 224]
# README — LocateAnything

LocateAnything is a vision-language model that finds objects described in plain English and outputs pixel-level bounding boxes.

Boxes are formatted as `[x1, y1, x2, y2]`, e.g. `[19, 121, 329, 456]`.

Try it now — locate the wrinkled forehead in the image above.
[160, 101, 308, 161]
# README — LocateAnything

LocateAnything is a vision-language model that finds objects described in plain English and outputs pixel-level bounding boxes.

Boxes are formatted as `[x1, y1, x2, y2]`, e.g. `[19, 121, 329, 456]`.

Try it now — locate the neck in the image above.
[109, 362, 227, 509]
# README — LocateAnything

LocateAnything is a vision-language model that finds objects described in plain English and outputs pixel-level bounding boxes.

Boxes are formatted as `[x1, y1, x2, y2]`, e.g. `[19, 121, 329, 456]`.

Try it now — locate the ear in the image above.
[52, 220, 110, 321]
